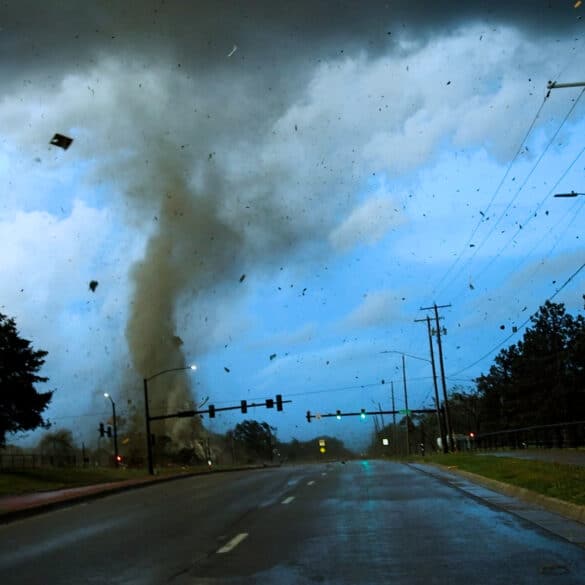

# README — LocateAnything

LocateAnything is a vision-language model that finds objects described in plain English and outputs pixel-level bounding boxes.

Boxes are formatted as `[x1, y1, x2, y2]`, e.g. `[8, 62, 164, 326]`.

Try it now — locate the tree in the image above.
[233, 420, 276, 461]
[0, 313, 53, 446]
[475, 300, 585, 431]
[38, 429, 75, 454]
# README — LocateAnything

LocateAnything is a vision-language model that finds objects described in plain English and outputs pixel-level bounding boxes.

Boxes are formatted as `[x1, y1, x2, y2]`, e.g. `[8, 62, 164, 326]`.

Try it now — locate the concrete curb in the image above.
[428, 463, 585, 525]
[0, 463, 278, 525]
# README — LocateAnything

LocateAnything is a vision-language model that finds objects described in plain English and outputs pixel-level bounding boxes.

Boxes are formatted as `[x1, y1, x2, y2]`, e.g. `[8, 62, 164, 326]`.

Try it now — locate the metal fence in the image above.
[0, 453, 80, 470]
[475, 420, 585, 450]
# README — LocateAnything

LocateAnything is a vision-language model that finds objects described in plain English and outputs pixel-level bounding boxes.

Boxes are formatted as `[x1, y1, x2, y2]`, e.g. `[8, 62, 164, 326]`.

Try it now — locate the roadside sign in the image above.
[318, 439, 326, 447]
[382, 438, 389, 446]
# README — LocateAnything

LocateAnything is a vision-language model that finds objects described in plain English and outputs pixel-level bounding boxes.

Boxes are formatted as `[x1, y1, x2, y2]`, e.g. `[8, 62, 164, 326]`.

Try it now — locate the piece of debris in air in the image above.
[269, 353, 277, 361]
[499, 325, 505, 330]
[239, 274, 246, 283]
[50, 133, 73, 150]
[89, 280, 99, 292]
[469, 244, 475, 247]
[512, 326, 518, 333]
[469, 283, 475, 290]
[224, 367, 230, 373]
[227, 45, 238, 57]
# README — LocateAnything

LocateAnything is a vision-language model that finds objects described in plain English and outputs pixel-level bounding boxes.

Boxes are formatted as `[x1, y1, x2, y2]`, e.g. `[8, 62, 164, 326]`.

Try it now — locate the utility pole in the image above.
[421, 303, 454, 451]
[415, 315, 448, 453]
[402, 354, 410, 456]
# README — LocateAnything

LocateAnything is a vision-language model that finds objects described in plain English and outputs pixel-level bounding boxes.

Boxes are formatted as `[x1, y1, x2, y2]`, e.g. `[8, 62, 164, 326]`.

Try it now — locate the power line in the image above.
[448, 259, 585, 377]
[468, 140, 585, 288]
[431, 92, 550, 297]
[436, 88, 585, 300]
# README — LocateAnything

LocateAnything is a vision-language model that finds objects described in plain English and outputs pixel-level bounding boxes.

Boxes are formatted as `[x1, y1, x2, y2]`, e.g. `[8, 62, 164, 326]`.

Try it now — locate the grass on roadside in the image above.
[0, 467, 156, 496]
[419, 453, 585, 506]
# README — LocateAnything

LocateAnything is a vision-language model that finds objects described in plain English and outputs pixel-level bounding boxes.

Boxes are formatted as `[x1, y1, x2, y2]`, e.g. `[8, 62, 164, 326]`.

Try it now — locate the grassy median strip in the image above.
[421, 454, 585, 506]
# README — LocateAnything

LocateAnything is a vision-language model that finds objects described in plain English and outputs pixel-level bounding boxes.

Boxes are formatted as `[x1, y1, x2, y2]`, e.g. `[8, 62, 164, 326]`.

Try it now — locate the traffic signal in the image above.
[208, 404, 216, 418]
[276, 394, 283, 411]
[116, 455, 122, 463]
[106, 426, 112, 438]
[266, 398, 274, 409]
[240, 400, 248, 414]
[306, 410, 311, 422]
[336, 410, 342, 420]
[99, 422, 105, 437]
[360, 409, 366, 420]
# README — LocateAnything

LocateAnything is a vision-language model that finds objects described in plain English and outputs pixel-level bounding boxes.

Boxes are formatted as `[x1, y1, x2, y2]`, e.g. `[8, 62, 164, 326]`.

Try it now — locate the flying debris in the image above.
[469, 244, 475, 247]
[269, 353, 277, 361]
[469, 283, 475, 290]
[50, 133, 73, 150]
[512, 326, 518, 333]
[239, 274, 246, 283]
[89, 280, 99, 292]
[227, 45, 238, 57]
[500, 325, 505, 330]
[224, 367, 230, 373]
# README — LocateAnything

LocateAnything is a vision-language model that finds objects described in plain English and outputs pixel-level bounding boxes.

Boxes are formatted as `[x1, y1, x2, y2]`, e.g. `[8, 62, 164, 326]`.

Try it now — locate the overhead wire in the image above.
[448, 259, 585, 378]
[438, 88, 585, 299]
[467, 136, 585, 287]
[430, 91, 550, 297]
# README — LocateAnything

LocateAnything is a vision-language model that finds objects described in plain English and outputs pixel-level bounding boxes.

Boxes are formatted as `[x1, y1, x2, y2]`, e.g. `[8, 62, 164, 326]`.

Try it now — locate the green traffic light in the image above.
[360, 409, 366, 420]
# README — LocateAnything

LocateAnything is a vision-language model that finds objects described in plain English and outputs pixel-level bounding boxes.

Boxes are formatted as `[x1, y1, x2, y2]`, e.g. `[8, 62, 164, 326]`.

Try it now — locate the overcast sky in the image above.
[1, 1, 584, 451]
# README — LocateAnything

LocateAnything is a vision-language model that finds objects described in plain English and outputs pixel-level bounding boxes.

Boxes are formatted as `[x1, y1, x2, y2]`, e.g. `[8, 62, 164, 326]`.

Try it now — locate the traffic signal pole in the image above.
[143, 394, 291, 474]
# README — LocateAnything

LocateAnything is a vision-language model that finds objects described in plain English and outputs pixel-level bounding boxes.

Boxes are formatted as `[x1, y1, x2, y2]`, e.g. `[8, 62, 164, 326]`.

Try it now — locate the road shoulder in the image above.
[409, 462, 585, 548]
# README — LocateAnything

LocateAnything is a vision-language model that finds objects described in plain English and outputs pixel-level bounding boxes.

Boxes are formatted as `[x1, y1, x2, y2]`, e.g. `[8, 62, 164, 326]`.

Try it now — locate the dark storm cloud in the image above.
[1, 0, 580, 85]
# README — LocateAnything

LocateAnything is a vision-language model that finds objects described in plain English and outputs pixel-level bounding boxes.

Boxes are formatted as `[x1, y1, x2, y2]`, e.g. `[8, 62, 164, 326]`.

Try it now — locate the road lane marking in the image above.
[307, 480, 315, 486]
[217, 532, 248, 554]
[282, 496, 295, 504]
[321, 472, 327, 476]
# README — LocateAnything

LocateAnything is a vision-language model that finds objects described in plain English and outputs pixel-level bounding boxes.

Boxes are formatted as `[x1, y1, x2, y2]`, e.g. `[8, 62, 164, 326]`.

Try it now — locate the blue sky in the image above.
[1, 2, 584, 452]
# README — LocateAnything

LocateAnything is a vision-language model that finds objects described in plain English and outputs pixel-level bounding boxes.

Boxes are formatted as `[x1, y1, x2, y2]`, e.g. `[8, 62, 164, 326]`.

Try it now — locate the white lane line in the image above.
[282, 496, 295, 504]
[217, 532, 248, 554]
[307, 480, 315, 486]
[321, 472, 327, 476]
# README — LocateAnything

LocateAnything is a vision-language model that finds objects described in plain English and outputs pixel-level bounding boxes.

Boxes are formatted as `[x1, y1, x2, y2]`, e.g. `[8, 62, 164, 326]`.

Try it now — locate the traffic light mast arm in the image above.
[305, 408, 435, 421]
[148, 398, 293, 421]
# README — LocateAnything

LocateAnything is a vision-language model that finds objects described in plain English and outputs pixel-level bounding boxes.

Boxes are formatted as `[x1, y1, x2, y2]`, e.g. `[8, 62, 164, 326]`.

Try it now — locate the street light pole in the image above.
[104, 393, 119, 467]
[143, 378, 154, 475]
[143, 365, 197, 475]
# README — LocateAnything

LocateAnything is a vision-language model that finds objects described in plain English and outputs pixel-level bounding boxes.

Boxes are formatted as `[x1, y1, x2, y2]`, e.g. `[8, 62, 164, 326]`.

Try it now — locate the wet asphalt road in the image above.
[1, 460, 585, 584]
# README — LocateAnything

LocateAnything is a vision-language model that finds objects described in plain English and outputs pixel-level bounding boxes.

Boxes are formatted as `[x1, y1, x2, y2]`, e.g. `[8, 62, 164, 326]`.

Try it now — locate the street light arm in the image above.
[380, 350, 431, 364]
[145, 365, 195, 382]
[553, 192, 585, 198]
[547, 80, 585, 90]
